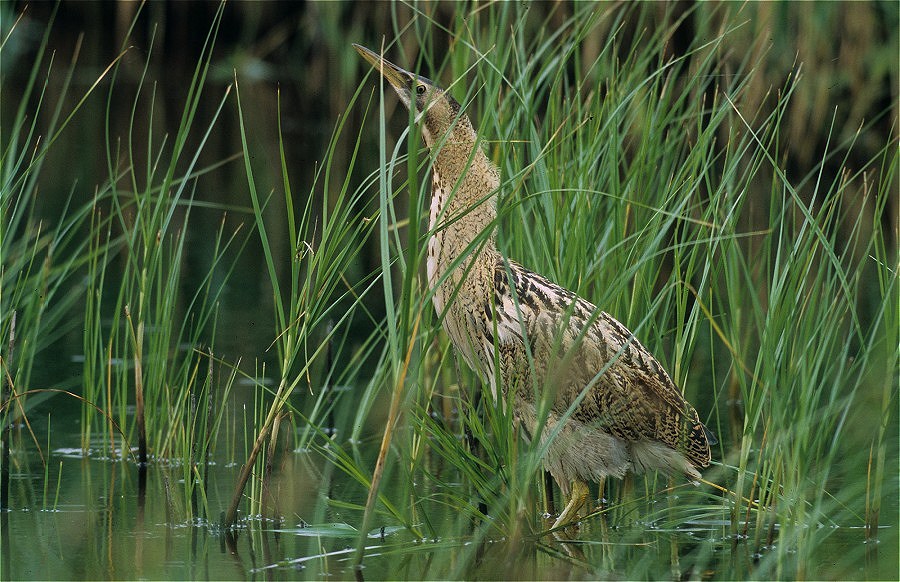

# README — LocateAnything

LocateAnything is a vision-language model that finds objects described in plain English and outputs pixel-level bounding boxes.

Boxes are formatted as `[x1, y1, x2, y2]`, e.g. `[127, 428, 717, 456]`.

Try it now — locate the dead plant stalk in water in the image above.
[356, 310, 421, 567]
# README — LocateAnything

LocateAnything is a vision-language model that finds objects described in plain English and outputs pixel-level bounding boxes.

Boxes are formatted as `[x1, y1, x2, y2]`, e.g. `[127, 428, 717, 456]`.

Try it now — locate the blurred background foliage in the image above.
[5, 0, 896, 255]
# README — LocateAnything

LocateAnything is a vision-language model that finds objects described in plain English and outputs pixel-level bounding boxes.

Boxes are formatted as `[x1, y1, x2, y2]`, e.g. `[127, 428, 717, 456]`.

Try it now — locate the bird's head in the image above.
[354, 44, 475, 149]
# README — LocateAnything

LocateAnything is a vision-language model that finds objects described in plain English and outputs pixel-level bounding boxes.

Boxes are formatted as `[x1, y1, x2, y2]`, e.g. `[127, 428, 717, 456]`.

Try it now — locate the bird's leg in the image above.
[543, 471, 556, 516]
[552, 479, 590, 529]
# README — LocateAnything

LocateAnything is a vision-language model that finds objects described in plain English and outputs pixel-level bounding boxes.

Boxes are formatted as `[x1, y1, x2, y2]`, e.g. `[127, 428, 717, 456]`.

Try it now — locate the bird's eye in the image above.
[415, 84, 426, 96]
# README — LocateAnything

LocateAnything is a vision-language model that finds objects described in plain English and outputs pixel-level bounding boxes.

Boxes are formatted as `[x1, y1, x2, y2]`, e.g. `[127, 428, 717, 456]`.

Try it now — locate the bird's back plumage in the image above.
[487, 259, 712, 484]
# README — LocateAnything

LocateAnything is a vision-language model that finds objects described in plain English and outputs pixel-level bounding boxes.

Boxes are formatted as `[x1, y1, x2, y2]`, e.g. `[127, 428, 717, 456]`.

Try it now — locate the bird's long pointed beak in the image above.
[353, 44, 411, 91]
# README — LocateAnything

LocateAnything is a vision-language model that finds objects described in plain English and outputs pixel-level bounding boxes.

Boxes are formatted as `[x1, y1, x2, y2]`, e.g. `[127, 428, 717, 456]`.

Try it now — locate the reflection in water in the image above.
[135, 465, 145, 580]
[1, 441, 896, 579]
[1, 511, 9, 578]
[1, 430, 8, 510]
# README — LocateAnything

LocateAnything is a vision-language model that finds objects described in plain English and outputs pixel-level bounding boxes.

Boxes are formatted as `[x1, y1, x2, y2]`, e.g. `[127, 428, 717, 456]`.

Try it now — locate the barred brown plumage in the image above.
[355, 44, 715, 530]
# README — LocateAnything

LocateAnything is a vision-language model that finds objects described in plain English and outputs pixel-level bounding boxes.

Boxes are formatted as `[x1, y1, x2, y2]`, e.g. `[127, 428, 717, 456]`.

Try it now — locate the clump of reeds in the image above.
[2, 3, 243, 523]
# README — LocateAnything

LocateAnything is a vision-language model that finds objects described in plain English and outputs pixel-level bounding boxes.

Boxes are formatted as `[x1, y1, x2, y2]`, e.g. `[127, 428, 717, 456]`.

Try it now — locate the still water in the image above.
[3, 404, 895, 580]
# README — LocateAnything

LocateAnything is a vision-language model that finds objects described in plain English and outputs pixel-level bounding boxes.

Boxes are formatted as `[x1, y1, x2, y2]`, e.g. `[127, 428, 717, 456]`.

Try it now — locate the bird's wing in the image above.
[491, 258, 712, 467]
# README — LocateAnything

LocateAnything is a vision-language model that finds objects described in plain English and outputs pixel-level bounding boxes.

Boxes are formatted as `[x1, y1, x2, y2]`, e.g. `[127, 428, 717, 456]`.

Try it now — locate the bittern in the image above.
[355, 44, 715, 530]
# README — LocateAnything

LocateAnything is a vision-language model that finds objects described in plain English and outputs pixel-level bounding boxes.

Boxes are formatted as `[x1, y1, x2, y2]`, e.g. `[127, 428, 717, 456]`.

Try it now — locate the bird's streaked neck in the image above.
[427, 136, 498, 246]
[425, 128, 500, 290]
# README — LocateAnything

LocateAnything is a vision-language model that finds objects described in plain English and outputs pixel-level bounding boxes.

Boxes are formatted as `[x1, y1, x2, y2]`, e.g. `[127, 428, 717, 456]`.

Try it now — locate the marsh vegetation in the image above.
[1, 1, 897, 579]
